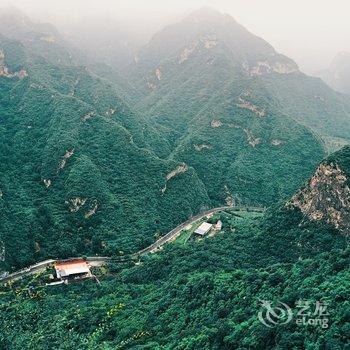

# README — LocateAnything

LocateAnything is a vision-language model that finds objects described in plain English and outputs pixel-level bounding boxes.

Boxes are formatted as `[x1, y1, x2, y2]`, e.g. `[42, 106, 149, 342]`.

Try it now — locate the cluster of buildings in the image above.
[194, 220, 222, 237]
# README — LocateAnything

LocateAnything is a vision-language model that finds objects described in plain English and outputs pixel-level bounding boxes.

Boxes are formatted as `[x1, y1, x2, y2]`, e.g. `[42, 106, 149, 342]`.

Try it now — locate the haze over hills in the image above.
[129, 8, 350, 144]
[61, 17, 146, 71]
[316, 51, 350, 95]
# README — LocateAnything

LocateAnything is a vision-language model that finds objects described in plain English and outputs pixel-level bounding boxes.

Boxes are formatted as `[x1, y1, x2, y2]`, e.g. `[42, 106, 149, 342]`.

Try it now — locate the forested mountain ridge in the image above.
[130, 8, 350, 147]
[0, 31, 211, 271]
[126, 8, 336, 206]
[0, 7, 349, 349]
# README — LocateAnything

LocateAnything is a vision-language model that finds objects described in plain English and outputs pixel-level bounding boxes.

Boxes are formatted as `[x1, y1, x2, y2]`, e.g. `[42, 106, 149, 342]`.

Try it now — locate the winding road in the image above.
[0, 206, 265, 283]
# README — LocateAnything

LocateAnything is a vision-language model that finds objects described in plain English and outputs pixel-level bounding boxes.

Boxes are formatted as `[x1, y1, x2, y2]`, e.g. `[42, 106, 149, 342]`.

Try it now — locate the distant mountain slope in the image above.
[130, 9, 350, 144]
[0, 7, 79, 66]
[315, 51, 350, 95]
[62, 17, 147, 71]
[259, 72, 350, 145]
[128, 8, 333, 206]
[0, 34, 211, 270]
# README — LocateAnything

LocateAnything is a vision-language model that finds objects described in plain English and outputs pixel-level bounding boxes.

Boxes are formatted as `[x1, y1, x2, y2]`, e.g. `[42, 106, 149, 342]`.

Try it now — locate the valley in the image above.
[0, 206, 264, 284]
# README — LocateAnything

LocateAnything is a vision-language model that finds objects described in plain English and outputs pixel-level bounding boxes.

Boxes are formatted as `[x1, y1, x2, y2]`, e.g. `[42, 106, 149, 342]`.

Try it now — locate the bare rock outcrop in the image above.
[194, 144, 212, 151]
[43, 179, 51, 188]
[161, 164, 189, 193]
[0, 50, 28, 79]
[85, 201, 98, 218]
[58, 149, 74, 170]
[237, 97, 266, 117]
[81, 112, 94, 122]
[155, 67, 162, 80]
[166, 164, 188, 181]
[179, 35, 218, 63]
[289, 163, 350, 235]
[249, 60, 298, 76]
[211, 119, 222, 128]
[66, 197, 87, 213]
[271, 139, 283, 146]
[244, 129, 261, 147]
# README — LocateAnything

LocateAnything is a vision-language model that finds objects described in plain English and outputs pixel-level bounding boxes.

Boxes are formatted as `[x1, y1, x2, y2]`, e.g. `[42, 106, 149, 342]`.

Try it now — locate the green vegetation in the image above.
[0, 201, 348, 349]
[0, 9, 350, 349]
[175, 227, 194, 245]
[126, 9, 348, 207]
[0, 36, 211, 271]
[2, 7, 349, 270]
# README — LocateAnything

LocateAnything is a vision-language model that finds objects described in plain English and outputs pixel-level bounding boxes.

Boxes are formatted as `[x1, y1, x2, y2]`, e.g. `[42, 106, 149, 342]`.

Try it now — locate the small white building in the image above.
[215, 220, 223, 231]
[194, 222, 213, 236]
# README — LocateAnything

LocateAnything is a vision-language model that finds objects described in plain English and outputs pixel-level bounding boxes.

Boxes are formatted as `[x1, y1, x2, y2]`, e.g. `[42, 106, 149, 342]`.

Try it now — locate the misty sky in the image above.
[1, 0, 350, 72]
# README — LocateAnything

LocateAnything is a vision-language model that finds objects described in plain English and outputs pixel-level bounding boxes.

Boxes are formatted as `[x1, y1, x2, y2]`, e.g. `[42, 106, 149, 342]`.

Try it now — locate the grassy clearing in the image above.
[228, 209, 264, 220]
[175, 210, 264, 245]
[175, 218, 207, 245]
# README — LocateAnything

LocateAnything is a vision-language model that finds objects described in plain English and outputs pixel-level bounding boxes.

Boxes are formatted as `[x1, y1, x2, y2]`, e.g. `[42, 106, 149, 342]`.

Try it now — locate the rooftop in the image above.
[194, 222, 213, 236]
[55, 260, 90, 279]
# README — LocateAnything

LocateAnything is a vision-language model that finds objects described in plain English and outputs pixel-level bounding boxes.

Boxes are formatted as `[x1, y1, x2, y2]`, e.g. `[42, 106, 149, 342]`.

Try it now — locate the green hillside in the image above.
[2, 7, 350, 268]
[126, 8, 342, 207]
[0, 8, 349, 349]
[1, 146, 349, 349]
[0, 35, 211, 270]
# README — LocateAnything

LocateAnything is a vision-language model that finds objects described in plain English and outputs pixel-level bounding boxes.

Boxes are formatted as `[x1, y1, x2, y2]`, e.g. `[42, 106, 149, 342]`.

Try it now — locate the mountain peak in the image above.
[185, 7, 234, 24]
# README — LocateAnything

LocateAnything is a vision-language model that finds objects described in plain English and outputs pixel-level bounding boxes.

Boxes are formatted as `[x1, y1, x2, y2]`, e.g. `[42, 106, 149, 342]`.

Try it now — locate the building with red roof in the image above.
[54, 260, 91, 280]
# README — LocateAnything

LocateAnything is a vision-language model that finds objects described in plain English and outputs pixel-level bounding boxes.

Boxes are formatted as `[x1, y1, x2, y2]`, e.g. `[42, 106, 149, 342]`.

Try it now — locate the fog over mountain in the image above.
[1, 0, 350, 73]
[315, 51, 350, 94]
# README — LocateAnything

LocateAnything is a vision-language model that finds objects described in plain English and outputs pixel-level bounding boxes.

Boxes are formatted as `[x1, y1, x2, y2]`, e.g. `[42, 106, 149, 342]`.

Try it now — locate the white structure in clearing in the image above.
[194, 222, 213, 236]
[215, 220, 223, 231]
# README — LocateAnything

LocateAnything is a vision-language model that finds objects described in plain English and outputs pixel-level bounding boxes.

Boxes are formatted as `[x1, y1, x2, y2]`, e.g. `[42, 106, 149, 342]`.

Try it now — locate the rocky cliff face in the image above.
[290, 161, 350, 236]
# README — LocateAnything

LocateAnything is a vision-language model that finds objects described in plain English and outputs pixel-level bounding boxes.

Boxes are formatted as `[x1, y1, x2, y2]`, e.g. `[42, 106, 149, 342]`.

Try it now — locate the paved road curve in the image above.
[0, 206, 265, 283]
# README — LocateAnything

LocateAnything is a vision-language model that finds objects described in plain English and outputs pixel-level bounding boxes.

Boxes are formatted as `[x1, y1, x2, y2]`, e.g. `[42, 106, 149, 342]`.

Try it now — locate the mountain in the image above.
[0, 7, 80, 66]
[262, 146, 350, 262]
[1, 146, 349, 349]
[130, 8, 350, 144]
[316, 51, 350, 95]
[1, 7, 350, 269]
[0, 18, 211, 270]
[126, 8, 350, 206]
